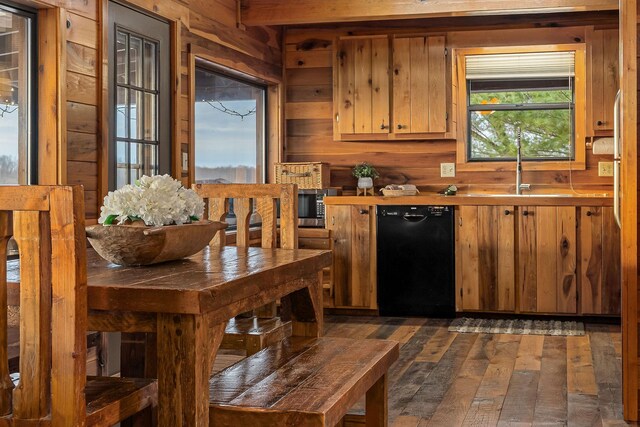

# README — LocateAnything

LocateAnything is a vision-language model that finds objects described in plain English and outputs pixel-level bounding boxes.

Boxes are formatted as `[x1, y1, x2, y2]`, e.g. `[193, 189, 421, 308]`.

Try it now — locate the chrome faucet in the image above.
[515, 127, 531, 195]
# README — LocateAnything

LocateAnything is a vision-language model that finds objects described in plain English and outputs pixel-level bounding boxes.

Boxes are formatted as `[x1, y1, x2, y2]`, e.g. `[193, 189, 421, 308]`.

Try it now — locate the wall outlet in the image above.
[440, 163, 456, 178]
[598, 161, 613, 177]
[182, 153, 189, 171]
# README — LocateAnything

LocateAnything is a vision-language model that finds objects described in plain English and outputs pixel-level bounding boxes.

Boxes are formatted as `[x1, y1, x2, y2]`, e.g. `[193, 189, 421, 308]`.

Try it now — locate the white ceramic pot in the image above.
[357, 177, 373, 189]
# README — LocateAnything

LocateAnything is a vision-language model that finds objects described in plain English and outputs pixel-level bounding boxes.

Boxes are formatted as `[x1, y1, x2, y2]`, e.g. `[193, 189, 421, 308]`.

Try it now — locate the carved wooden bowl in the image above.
[85, 220, 227, 266]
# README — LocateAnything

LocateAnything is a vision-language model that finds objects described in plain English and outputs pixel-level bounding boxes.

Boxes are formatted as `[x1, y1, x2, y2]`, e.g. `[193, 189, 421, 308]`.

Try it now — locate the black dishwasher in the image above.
[377, 205, 455, 317]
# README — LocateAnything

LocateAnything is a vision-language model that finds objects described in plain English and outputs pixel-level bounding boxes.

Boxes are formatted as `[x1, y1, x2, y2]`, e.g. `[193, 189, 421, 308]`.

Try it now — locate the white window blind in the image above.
[465, 51, 575, 80]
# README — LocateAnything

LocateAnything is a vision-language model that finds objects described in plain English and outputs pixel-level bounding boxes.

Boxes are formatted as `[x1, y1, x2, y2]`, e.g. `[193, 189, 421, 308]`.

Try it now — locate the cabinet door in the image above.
[518, 206, 577, 314]
[456, 205, 515, 312]
[392, 35, 446, 134]
[326, 205, 352, 307]
[336, 37, 390, 135]
[326, 205, 375, 309]
[580, 206, 621, 314]
[591, 28, 619, 133]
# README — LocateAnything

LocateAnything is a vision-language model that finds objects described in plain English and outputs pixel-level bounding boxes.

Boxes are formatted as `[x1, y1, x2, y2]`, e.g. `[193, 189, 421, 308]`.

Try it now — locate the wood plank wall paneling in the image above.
[283, 26, 615, 193]
[33, 0, 282, 219]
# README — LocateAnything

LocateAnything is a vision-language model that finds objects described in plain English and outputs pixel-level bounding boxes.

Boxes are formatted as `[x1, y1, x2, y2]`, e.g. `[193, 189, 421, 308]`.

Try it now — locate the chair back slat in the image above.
[194, 184, 298, 250]
[255, 197, 277, 249]
[0, 186, 87, 425]
[233, 198, 252, 248]
[12, 210, 52, 419]
[49, 186, 87, 426]
[0, 211, 12, 415]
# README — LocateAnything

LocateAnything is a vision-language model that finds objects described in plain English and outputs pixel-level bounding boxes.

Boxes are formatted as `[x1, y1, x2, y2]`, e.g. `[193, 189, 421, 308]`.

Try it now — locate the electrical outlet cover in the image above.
[598, 161, 613, 177]
[440, 163, 456, 178]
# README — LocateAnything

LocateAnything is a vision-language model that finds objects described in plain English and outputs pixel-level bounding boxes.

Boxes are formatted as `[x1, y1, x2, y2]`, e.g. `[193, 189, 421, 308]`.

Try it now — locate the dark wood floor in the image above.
[322, 315, 628, 427]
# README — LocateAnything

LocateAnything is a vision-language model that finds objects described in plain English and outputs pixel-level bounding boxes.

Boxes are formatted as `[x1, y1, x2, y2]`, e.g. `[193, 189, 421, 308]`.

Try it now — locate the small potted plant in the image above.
[352, 163, 379, 189]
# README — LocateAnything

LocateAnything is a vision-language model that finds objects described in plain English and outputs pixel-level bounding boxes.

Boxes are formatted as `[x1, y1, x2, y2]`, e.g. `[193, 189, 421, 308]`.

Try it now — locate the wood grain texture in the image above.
[1, 186, 157, 425]
[242, 0, 618, 25]
[209, 337, 399, 427]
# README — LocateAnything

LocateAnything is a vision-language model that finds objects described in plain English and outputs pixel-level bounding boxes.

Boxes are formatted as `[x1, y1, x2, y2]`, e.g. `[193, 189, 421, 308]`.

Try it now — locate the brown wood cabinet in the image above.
[325, 204, 377, 309]
[579, 206, 621, 314]
[335, 36, 390, 135]
[333, 34, 448, 140]
[455, 205, 516, 312]
[589, 28, 619, 134]
[392, 35, 447, 134]
[518, 206, 577, 314]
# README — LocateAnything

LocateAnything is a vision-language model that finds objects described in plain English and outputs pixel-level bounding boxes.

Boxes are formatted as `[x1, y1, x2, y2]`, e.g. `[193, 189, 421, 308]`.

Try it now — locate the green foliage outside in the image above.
[469, 89, 573, 160]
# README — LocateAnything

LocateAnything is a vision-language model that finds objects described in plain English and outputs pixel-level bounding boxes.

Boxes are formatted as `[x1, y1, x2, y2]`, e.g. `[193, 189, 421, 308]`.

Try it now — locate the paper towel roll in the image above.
[592, 137, 614, 155]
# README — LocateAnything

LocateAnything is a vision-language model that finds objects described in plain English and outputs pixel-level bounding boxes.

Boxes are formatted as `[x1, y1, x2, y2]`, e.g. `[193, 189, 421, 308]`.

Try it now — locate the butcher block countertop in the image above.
[324, 193, 613, 206]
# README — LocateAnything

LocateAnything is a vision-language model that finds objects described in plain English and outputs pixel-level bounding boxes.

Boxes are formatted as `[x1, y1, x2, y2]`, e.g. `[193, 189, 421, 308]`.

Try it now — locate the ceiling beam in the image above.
[241, 0, 618, 26]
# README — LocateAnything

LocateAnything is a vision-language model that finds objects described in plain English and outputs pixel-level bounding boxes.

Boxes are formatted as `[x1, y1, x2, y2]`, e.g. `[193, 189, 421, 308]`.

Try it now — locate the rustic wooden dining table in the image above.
[8, 245, 332, 427]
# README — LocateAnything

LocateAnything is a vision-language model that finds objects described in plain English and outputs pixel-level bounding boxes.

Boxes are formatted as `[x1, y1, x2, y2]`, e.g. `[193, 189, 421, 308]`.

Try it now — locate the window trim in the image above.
[454, 44, 587, 172]
[0, 1, 38, 184]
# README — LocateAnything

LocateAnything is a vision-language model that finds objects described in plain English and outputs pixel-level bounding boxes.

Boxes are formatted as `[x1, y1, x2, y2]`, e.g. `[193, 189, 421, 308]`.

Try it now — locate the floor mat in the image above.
[448, 317, 585, 336]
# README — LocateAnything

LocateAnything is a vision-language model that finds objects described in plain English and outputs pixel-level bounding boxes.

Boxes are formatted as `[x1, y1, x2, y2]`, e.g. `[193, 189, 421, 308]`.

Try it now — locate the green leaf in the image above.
[190, 215, 199, 221]
[103, 214, 118, 225]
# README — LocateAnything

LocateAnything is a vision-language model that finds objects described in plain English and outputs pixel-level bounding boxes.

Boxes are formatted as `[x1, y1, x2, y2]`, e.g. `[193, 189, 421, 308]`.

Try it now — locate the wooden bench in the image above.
[209, 336, 399, 426]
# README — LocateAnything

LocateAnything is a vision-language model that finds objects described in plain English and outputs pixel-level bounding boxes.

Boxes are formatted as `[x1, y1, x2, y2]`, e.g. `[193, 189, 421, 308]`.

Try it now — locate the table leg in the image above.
[286, 272, 323, 338]
[156, 313, 225, 427]
[366, 374, 388, 427]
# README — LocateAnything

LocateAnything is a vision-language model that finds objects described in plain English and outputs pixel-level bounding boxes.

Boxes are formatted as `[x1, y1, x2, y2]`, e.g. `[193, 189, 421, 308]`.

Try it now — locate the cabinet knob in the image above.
[380, 123, 389, 130]
[504, 210, 512, 216]
[586, 211, 592, 216]
[397, 124, 405, 130]
[522, 210, 530, 216]
[596, 120, 605, 126]
[359, 209, 368, 215]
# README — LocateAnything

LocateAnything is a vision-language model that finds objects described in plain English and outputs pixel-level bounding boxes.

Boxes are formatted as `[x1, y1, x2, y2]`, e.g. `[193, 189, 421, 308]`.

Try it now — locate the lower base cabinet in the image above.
[455, 205, 620, 316]
[325, 204, 377, 309]
[580, 206, 621, 315]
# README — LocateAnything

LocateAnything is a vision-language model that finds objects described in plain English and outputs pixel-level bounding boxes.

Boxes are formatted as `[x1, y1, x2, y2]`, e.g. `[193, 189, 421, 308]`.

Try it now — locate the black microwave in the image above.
[298, 189, 338, 227]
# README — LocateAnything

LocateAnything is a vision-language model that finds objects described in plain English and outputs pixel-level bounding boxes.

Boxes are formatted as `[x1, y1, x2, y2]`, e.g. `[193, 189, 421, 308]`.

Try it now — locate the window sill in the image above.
[455, 160, 586, 172]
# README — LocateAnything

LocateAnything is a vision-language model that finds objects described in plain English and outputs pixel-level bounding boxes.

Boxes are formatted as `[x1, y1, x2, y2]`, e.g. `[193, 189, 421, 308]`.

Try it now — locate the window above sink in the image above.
[454, 44, 587, 172]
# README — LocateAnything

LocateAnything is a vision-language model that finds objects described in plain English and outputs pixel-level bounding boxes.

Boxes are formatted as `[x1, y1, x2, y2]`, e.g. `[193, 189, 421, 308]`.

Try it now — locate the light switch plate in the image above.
[182, 153, 188, 171]
[440, 163, 456, 178]
[598, 161, 613, 177]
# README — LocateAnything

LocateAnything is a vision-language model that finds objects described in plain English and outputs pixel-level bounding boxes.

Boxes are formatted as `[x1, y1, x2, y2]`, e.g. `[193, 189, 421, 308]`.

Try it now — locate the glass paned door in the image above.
[108, 1, 170, 189]
[0, 3, 35, 184]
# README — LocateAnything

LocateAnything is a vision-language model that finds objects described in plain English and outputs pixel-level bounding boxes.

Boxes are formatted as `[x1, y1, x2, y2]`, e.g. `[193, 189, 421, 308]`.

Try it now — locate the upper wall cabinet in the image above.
[334, 34, 452, 141]
[589, 28, 619, 135]
[335, 36, 390, 135]
[392, 36, 447, 134]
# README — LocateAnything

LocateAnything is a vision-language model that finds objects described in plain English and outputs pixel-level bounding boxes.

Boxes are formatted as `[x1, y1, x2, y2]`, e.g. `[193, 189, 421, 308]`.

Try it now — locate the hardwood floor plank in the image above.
[462, 335, 521, 426]
[387, 318, 428, 344]
[400, 334, 478, 420]
[367, 317, 409, 340]
[533, 336, 568, 425]
[391, 415, 422, 427]
[568, 393, 603, 427]
[590, 325, 624, 422]
[415, 326, 458, 363]
[427, 334, 496, 426]
[567, 335, 598, 395]
[497, 369, 540, 425]
[514, 334, 544, 371]
[387, 321, 447, 387]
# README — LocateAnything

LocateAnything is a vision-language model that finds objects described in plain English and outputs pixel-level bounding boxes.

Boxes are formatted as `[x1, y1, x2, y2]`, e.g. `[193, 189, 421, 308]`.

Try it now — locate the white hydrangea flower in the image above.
[98, 174, 205, 227]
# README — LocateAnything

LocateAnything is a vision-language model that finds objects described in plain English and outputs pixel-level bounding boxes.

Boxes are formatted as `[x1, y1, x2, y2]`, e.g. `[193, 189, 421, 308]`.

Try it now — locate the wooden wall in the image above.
[283, 22, 617, 193]
[29, 0, 282, 221]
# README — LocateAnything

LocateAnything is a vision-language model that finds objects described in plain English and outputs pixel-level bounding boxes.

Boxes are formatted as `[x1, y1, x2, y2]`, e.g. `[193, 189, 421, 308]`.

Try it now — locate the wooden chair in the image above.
[193, 183, 299, 355]
[0, 185, 157, 426]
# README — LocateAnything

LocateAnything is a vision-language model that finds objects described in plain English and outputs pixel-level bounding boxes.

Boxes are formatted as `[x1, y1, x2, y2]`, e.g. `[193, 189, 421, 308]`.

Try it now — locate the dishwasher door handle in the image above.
[402, 213, 427, 222]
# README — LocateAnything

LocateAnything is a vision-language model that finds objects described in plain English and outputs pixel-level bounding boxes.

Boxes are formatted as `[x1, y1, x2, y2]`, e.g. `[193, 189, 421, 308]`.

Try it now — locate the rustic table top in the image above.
[8, 246, 332, 315]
